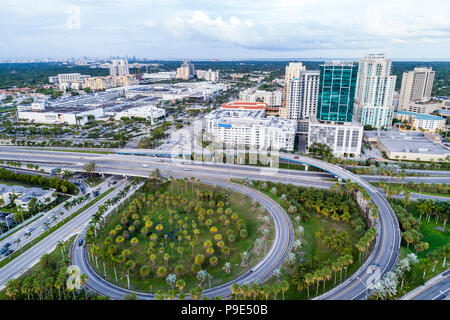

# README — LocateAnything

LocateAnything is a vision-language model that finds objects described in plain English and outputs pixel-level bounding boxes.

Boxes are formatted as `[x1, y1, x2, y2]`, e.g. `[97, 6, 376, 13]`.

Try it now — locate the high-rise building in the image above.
[317, 61, 358, 123]
[308, 61, 363, 158]
[176, 61, 195, 80]
[354, 54, 396, 129]
[109, 59, 130, 76]
[399, 67, 435, 109]
[279, 62, 306, 118]
[285, 70, 320, 120]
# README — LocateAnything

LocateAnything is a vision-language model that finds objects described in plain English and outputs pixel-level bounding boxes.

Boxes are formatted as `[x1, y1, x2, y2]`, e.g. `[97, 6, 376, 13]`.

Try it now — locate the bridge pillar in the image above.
[337, 176, 342, 182]
[304, 165, 309, 171]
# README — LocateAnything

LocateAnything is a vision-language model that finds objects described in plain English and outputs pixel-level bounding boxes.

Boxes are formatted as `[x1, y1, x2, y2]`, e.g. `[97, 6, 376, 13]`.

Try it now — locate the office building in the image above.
[196, 69, 219, 82]
[317, 61, 358, 123]
[308, 61, 363, 158]
[355, 54, 396, 129]
[205, 104, 296, 151]
[176, 61, 195, 80]
[109, 59, 130, 76]
[399, 67, 435, 108]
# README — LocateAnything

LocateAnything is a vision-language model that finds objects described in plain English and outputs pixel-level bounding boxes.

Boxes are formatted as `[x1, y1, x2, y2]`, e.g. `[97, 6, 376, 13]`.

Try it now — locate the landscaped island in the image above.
[85, 177, 273, 298]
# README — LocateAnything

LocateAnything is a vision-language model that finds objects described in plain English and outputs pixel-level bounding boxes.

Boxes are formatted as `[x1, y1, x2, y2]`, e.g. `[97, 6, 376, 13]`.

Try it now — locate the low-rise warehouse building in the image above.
[0, 184, 56, 211]
[365, 130, 450, 161]
[18, 105, 104, 125]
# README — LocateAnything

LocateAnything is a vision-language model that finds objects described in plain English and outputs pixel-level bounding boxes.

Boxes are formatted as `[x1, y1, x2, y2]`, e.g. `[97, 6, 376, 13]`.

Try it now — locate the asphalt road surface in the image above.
[72, 179, 293, 299]
[0, 147, 402, 300]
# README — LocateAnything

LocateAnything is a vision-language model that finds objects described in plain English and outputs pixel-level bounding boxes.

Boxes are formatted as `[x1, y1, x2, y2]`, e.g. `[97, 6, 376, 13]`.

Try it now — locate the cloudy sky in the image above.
[1, 0, 449, 60]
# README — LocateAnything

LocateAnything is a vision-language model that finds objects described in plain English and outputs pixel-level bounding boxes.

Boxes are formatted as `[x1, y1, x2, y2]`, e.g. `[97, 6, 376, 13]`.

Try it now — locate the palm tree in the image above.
[84, 161, 97, 180]
[279, 280, 289, 300]
[56, 240, 65, 261]
[271, 282, 281, 300]
[80, 274, 88, 299]
[124, 260, 136, 289]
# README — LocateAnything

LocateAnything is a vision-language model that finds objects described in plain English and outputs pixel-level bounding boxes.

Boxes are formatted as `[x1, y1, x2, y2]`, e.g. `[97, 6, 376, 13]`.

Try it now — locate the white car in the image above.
[142, 164, 150, 167]
[184, 168, 191, 171]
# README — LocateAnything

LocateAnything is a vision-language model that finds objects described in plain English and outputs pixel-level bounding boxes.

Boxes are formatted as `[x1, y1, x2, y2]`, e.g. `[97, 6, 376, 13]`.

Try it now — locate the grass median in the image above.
[0, 188, 115, 269]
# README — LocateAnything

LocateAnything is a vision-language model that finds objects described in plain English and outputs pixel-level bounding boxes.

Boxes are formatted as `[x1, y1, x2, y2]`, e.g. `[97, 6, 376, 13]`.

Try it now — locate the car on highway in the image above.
[26, 227, 36, 233]
[184, 168, 191, 171]
[41, 225, 49, 232]
[2, 242, 11, 249]
[0, 247, 7, 255]
[78, 239, 84, 247]
[142, 164, 150, 167]
[294, 156, 299, 159]
[4, 249, 14, 256]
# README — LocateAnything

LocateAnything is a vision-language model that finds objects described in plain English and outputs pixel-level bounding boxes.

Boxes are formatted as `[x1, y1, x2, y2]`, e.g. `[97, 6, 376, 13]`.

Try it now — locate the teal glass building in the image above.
[317, 62, 358, 123]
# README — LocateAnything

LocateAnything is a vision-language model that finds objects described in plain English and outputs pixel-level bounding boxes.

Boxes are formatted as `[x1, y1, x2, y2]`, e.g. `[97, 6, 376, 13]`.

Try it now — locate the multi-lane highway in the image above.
[0, 177, 130, 289]
[0, 146, 402, 300]
[401, 269, 450, 300]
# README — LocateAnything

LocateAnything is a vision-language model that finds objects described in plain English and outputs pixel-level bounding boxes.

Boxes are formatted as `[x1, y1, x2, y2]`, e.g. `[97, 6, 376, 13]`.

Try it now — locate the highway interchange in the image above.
[0, 145, 448, 299]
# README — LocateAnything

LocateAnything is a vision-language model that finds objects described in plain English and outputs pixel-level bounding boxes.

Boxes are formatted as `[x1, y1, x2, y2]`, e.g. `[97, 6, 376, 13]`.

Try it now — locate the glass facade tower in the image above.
[317, 62, 358, 123]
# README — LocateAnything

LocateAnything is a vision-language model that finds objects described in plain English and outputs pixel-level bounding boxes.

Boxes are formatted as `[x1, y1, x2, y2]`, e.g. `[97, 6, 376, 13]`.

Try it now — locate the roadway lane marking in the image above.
[406, 273, 450, 300]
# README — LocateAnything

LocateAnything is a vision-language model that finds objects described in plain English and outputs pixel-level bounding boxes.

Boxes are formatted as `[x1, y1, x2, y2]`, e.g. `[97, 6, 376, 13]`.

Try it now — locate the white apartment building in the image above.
[308, 117, 363, 158]
[395, 111, 445, 132]
[196, 69, 219, 82]
[355, 54, 396, 129]
[176, 61, 195, 80]
[82, 75, 138, 91]
[239, 88, 283, 107]
[285, 70, 320, 120]
[205, 108, 296, 151]
[399, 67, 435, 108]
[280, 62, 306, 118]
[48, 73, 91, 91]
[109, 59, 130, 76]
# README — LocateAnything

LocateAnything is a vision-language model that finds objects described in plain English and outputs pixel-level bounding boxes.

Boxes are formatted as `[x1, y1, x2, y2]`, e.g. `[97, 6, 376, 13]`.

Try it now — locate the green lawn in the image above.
[388, 202, 449, 298]
[235, 179, 369, 300]
[92, 181, 273, 293]
[370, 182, 450, 199]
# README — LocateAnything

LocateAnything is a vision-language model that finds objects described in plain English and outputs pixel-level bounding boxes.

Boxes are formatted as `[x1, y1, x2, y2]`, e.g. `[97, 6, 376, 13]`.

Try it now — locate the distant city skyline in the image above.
[1, 0, 449, 60]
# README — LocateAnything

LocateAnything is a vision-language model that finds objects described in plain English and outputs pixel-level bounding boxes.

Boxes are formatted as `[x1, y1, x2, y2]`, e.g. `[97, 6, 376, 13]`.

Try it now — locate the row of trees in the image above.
[87, 175, 261, 292]
[0, 167, 77, 194]
[1, 241, 99, 300]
